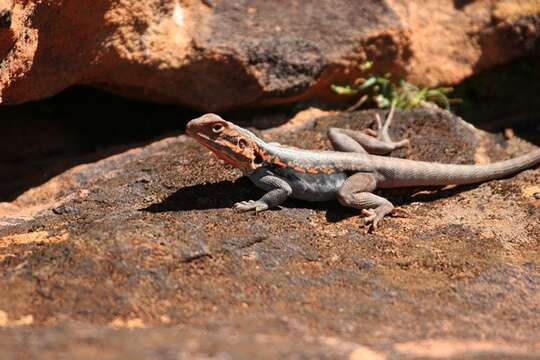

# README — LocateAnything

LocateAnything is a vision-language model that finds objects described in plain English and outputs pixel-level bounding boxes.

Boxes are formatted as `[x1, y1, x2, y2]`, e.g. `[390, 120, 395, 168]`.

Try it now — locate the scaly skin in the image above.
[186, 109, 540, 229]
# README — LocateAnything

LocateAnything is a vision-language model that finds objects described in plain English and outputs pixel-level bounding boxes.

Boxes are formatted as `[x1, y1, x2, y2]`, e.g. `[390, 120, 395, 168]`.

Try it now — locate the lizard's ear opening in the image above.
[254, 151, 265, 165]
[238, 138, 248, 149]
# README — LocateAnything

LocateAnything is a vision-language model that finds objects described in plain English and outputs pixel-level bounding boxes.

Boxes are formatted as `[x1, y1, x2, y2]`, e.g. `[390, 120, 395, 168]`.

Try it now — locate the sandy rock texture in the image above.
[0, 107, 539, 358]
[0, 0, 539, 111]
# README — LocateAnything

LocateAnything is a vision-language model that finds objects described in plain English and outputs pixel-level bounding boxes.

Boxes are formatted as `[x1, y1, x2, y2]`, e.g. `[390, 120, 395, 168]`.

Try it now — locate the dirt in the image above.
[0, 106, 539, 359]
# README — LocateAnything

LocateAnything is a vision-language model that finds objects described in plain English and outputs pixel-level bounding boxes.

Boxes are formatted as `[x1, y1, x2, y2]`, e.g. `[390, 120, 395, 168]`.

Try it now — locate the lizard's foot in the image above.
[361, 209, 384, 230]
[374, 113, 409, 149]
[328, 105, 409, 155]
[373, 105, 410, 150]
[234, 200, 269, 213]
[360, 207, 409, 230]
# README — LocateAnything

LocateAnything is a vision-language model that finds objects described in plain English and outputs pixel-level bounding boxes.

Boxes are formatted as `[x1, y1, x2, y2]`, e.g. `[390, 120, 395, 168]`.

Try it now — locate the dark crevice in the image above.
[453, 55, 540, 146]
[0, 86, 200, 201]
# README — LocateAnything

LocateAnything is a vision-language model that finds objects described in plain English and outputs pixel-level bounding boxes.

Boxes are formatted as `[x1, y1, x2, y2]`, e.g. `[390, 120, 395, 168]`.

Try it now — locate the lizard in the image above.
[186, 107, 540, 229]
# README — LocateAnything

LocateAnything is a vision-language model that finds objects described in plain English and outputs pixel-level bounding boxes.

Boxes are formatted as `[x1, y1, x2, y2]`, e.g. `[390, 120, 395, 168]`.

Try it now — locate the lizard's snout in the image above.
[185, 116, 204, 137]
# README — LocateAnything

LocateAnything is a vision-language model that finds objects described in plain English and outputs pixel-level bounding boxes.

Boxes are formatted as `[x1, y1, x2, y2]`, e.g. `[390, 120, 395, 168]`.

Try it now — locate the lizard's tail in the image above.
[465, 148, 540, 183]
[378, 148, 540, 188]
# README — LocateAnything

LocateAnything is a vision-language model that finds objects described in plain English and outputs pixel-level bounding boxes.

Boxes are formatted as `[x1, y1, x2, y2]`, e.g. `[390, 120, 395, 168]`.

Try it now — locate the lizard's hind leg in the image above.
[328, 104, 409, 155]
[337, 173, 395, 230]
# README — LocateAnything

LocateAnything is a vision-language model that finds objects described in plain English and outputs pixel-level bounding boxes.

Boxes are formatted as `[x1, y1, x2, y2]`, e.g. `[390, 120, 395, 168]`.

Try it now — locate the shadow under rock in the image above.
[0, 86, 199, 202]
[454, 56, 540, 147]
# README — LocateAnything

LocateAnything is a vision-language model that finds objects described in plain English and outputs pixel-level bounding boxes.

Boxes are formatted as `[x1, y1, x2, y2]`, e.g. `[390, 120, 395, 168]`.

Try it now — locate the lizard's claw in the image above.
[390, 207, 411, 218]
[234, 200, 269, 213]
[361, 209, 382, 231]
[395, 139, 410, 148]
[374, 113, 383, 131]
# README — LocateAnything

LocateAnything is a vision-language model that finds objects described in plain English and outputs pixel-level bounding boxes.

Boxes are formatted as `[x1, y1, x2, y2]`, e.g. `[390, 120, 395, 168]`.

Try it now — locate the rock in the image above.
[1, 1, 539, 111]
[51, 205, 80, 216]
[0, 107, 539, 358]
[354, 258, 376, 271]
[393, 339, 535, 359]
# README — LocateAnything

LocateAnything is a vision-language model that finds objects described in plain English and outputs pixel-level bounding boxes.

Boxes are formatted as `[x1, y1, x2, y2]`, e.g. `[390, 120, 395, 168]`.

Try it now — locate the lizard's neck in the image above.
[251, 138, 342, 175]
[233, 124, 361, 175]
[231, 126, 301, 172]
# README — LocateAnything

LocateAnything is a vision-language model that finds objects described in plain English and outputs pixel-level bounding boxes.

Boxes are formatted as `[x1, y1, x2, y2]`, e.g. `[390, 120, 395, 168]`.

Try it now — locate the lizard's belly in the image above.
[273, 167, 348, 202]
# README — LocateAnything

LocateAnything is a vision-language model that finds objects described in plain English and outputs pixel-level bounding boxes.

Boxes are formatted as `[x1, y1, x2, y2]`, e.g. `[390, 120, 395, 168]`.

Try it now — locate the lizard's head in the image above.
[186, 113, 266, 171]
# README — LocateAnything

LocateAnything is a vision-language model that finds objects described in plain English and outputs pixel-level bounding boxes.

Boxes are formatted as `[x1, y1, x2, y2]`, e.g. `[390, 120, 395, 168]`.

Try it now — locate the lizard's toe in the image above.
[392, 139, 410, 150]
[361, 209, 383, 231]
[234, 200, 255, 212]
[234, 200, 268, 213]
[361, 209, 377, 222]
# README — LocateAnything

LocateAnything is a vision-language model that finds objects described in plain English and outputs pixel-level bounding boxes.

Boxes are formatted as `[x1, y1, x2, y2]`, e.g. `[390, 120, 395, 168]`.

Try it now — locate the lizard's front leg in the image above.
[328, 105, 409, 155]
[234, 169, 292, 213]
[337, 173, 395, 230]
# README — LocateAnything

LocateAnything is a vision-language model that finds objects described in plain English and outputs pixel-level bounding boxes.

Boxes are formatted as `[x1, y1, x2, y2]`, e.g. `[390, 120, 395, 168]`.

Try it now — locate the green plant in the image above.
[332, 62, 458, 111]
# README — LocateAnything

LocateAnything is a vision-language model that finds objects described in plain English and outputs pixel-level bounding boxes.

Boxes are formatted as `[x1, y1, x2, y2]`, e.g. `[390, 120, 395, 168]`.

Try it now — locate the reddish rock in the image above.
[0, 0, 539, 111]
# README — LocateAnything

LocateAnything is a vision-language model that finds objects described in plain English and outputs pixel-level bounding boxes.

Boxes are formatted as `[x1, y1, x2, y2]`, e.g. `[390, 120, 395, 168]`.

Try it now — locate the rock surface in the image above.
[0, 0, 539, 111]
[0, 107, 539, 358]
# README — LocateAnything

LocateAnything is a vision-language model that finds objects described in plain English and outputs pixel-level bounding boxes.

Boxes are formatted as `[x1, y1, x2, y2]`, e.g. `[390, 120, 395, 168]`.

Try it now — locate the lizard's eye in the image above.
[212, 123, 224, 133]
[238, 138, 248, 149]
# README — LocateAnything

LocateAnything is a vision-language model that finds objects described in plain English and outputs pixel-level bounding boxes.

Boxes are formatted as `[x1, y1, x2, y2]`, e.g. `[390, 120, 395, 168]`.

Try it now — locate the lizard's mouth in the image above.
[188, 132, 255, 170]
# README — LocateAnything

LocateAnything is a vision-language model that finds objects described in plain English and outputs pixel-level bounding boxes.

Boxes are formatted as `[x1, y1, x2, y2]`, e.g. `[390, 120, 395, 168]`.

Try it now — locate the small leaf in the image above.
[426, 91, 450, 109]
[331, 84, 358, 95]
[436, 87, 454, 94]
[374, 94, 390, 108]
[358, 76, 378, 90]
[359, 61, 374, 71]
